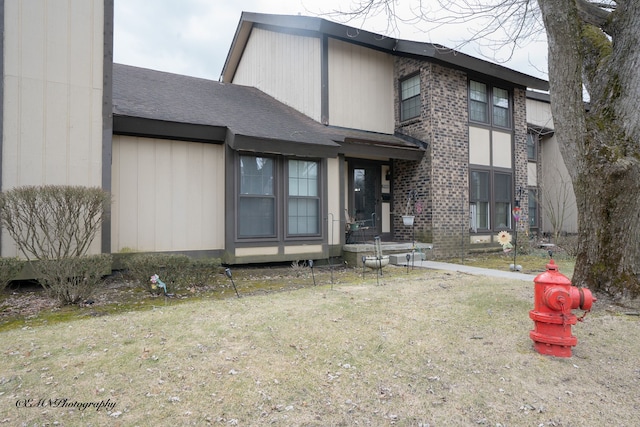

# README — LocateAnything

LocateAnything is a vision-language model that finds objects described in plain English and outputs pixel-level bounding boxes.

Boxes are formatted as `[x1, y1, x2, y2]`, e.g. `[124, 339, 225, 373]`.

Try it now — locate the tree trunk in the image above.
[539, 0, 640, 296]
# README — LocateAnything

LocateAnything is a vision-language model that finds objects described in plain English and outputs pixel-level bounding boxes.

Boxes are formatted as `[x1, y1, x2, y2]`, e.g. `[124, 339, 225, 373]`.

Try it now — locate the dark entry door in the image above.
[352, 164, 380, 235]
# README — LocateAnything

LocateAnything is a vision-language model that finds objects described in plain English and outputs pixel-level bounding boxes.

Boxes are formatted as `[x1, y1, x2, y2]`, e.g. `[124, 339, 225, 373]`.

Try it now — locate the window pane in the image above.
[493, 87, 509, 127]
[470, 100, 488, 122]
[288, 198, 319, 234]
[470, 81, 487, 102]
[240, 156, 273, 195]
[470, 201, 489, 230]
[288, 159, 320, 235]
[470, 171, 489, 200]
[289, 160, 318, 197]
[469, 82, 488, 122]
[401, 96, 421, 121]
[401, 75, 421, 121]
[529, 190, 538, 227]
[494, 173, 512, 201]
[495, 202, 511, 229]
[493, 88, 509, 108]
[238, 197, 275, 236]
[527, 133, 537, 160]
[401, 75, 420, 100]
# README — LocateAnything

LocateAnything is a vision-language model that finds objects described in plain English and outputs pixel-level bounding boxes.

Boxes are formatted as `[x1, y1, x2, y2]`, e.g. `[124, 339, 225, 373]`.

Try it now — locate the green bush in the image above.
[0, 257, 24, 291]
[36, 254, 112, 304]
[180, 258, 223, 288]
[122, 254, 222, 294]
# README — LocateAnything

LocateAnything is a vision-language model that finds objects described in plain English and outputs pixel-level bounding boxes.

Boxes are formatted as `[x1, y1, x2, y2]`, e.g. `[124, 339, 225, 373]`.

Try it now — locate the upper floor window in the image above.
[493, 87, 510, 127]
[469, 80, 511, 128]
[469, 81, 488, 122]
[400, 74, 420, 121]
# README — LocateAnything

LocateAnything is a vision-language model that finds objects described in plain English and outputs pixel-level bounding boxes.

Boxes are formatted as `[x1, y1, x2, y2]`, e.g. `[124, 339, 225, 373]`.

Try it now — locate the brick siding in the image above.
[393, 58, 529, 258]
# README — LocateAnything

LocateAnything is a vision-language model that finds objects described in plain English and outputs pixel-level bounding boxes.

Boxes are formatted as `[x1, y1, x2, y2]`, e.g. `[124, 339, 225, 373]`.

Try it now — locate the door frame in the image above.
[347, 159, 392, 241]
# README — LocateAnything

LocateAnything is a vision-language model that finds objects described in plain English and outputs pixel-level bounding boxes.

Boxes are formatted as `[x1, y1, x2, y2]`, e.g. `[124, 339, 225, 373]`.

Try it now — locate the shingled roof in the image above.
[222, 12, 549, 91]
[112, 64, 424, 159]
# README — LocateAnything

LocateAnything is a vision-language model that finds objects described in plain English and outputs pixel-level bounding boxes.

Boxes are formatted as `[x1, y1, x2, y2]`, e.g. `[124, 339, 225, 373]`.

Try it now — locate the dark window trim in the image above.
[399, 73, 421, 122]
[285, 158, 322, 239]
[235, 152, 325, 242]
[238, 154, 278, 239]
[469, 166, 514, 232]
[468, 79, 513, 129]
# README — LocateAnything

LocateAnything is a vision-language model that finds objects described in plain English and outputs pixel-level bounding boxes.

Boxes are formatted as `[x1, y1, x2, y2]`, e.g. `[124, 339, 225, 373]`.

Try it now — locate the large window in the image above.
[239, 156, 275, 237]
[400, 74, 421, 121]
[470, 170, 513, 231]
[238, 155, 321, 239]
[469, 80, 511, 128]
[288, 160, 319, 235]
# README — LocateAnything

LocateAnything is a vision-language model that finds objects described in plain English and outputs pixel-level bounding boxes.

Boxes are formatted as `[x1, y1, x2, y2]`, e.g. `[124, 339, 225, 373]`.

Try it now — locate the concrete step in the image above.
[389, 252, 426, 265]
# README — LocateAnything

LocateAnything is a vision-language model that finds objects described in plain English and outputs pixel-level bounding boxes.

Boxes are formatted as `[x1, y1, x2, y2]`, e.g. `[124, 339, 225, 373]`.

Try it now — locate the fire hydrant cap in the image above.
[534, 259, 572, 286]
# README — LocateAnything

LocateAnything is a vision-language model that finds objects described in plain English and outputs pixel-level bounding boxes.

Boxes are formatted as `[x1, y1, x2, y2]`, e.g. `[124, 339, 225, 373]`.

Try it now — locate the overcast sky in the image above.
[113, 0, 548, 82]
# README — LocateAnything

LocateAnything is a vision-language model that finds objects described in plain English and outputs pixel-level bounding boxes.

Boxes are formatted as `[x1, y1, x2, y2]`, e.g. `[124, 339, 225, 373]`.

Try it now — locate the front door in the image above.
[349, 161, 390, 240]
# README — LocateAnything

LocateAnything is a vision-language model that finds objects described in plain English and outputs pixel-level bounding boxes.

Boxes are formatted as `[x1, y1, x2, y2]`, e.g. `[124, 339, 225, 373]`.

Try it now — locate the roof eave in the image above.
[222, 12, 550, 91]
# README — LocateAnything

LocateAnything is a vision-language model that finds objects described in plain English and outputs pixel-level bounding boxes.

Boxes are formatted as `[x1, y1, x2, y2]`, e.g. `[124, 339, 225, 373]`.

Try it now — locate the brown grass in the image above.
[1, 265, 639, 426]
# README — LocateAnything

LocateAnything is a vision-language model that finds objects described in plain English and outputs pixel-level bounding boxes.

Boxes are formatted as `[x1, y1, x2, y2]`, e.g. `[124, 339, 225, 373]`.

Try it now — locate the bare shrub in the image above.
[36, 254, 112, 304]
[0, 257, 24, 291]
[557, 234, 580, 257]
[0, 185, 110, 260]
[0, 185, 111, 304]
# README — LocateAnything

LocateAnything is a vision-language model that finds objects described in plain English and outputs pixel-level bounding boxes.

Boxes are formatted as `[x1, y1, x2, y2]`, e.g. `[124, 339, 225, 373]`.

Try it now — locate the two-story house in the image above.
[1, 1, 573, 266]
[220, 12, 550, 259]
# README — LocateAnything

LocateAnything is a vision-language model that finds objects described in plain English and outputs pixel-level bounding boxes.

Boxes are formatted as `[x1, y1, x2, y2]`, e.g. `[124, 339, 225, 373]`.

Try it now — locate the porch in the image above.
[342, 241, 433, 268]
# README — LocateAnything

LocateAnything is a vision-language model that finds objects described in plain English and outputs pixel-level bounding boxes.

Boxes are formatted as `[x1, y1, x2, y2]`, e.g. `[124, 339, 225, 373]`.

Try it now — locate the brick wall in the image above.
[513, 87, 529, 234]
[393, 58, 529, 258]
[394, 58, 469, 257]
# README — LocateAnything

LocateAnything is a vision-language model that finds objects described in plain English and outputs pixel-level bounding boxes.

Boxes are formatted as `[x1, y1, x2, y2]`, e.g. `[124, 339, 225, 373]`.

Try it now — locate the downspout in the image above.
[101, 0, 114, 254]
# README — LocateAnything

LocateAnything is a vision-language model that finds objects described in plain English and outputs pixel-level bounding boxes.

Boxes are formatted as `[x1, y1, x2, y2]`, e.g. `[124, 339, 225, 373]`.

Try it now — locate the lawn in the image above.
[1, 263, 639, 426]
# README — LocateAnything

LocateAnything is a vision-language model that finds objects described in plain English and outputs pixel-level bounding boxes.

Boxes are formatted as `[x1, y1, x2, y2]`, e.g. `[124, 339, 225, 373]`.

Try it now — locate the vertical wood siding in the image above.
[326, 157, 341, 246]
[2, 0, 104, 256]
[233, 27, 322, 122]
[111, 136, 225, 252]
[328, 38, 394, 134]
[3, 0, 103, 187]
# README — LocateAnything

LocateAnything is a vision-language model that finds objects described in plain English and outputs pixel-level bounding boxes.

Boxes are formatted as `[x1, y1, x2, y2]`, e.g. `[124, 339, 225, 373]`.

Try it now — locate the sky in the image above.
[113, 0, 549, 83]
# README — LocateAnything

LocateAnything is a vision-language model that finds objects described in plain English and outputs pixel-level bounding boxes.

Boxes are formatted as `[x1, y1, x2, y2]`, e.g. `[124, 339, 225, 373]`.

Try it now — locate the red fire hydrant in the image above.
[529, 259, 596, 357]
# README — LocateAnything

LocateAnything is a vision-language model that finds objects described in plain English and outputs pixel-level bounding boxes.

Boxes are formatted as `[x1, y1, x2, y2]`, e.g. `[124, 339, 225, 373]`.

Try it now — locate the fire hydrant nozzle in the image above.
[529, 259, 596, 357]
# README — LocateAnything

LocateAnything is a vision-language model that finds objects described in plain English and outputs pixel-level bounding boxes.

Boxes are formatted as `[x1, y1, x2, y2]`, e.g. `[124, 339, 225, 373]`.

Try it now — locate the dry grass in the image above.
[1, 265, 639, 426]
[451, 250, 576, 277]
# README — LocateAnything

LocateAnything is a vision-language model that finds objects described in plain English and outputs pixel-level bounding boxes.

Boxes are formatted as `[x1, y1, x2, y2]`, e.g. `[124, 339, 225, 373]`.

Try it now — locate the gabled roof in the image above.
[112, 64, 424, 160]
[222, 12, 549, 92]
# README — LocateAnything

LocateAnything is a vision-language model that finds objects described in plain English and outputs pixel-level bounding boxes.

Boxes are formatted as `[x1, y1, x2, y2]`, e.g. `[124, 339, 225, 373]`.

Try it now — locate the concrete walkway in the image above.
[410, 259, 537, 282]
